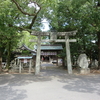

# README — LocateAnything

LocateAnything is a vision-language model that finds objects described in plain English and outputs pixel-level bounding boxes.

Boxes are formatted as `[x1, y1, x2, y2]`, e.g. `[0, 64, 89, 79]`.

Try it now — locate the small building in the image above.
[17, 44, 36, 68]
[11, 45, 36, 73]
[35, 44, 63, 65]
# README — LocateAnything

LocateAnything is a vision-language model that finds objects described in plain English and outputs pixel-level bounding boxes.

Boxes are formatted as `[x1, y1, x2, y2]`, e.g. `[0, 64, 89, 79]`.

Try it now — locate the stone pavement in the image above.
[0, 67, 100, 100]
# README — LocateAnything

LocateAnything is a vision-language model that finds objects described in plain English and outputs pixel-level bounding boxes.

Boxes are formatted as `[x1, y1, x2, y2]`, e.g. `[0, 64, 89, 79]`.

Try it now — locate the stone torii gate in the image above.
[30, 30, 77, 75]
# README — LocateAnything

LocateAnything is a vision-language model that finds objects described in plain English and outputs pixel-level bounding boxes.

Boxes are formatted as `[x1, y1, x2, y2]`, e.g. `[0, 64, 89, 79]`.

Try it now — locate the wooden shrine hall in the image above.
[35, 44, 63, 65]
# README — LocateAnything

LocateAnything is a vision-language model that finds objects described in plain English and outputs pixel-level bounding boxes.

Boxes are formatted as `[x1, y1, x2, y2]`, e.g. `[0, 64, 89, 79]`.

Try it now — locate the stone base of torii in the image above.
[30, 30, 77, 75]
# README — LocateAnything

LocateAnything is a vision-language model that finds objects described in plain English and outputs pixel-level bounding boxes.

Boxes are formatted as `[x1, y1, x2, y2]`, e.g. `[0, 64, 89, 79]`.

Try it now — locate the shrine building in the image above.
[35, 44, 63, 65]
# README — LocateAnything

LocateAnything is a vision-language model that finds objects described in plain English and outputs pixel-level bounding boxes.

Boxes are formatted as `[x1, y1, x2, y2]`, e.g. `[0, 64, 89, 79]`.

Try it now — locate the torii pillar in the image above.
[35, 35, 41, 75]
[65, 34, 72, 74]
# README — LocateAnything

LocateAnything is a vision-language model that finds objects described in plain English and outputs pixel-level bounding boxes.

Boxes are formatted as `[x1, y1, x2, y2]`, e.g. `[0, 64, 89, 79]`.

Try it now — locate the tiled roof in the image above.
[19, 44, 36, 53]
[36, 44, 63, 50]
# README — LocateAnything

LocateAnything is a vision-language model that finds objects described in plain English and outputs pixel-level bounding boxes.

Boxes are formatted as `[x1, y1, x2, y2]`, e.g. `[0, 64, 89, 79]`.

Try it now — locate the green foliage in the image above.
[21, 50, 30, 55]
[43, 0, 99, 64]
[0, 0, 60, 68]
[19, 31, 37, 49]
[0, 0, 100, 68]
[58, 47, 66, 58]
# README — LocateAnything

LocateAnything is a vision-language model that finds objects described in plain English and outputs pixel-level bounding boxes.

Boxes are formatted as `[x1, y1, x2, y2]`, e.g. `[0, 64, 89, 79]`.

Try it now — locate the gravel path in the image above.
[0, 67, 100, 100]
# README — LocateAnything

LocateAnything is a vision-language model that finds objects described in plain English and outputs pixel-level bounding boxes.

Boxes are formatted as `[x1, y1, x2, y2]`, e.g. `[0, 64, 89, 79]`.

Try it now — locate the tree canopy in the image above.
[0, 0, 60, 70]
[44, 0, 100, 68]
[0, 0, 100, 70]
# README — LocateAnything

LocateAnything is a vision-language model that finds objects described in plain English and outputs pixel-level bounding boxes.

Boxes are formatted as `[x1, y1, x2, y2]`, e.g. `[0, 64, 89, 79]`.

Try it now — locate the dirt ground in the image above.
[0, 67, 100, 100]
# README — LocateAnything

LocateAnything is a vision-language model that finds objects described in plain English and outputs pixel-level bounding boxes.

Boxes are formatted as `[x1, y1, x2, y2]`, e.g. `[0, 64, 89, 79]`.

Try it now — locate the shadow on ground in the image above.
[0, 69, 53, 100]
[41, 68, 100, 95]
[0, 67, 100, 100]
[61, 75, 100, 95]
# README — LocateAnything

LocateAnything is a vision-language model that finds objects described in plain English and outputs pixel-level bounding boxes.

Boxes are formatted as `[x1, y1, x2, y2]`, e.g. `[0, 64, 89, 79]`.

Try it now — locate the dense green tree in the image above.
[44, 0, 100, 68]
[73, 0, 100, 68]
[0, 0, 59, 70]
[19, 31, 37, 49]
[0, 0, 22, 70]
[1, 0, 100, 70]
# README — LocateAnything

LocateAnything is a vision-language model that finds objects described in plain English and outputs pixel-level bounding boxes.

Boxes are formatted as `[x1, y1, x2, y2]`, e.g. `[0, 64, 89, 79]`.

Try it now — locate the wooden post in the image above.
[19, 60, 21, 73]
[57, 52, 58, 66]
[29, 59, 32, 73]
[35, 35, 41, 75]
[65, 34, 72, 74]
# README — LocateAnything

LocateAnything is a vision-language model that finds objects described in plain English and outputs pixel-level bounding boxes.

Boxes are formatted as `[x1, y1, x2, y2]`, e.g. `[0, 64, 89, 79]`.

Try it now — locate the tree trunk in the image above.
[83, 38, 86, 51]
[0, 51, 2, 73]
[6, 42, 11, 69]
[97, 32, 100, 69]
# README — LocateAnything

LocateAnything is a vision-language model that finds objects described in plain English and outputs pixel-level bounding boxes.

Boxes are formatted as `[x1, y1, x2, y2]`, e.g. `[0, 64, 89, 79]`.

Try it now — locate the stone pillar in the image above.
[65, 34, 72, 74]
[35, 35, 41, 75]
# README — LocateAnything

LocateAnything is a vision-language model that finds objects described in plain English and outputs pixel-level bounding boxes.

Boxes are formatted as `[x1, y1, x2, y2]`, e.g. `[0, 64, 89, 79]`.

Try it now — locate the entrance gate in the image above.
[30, 30, 77, 75]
